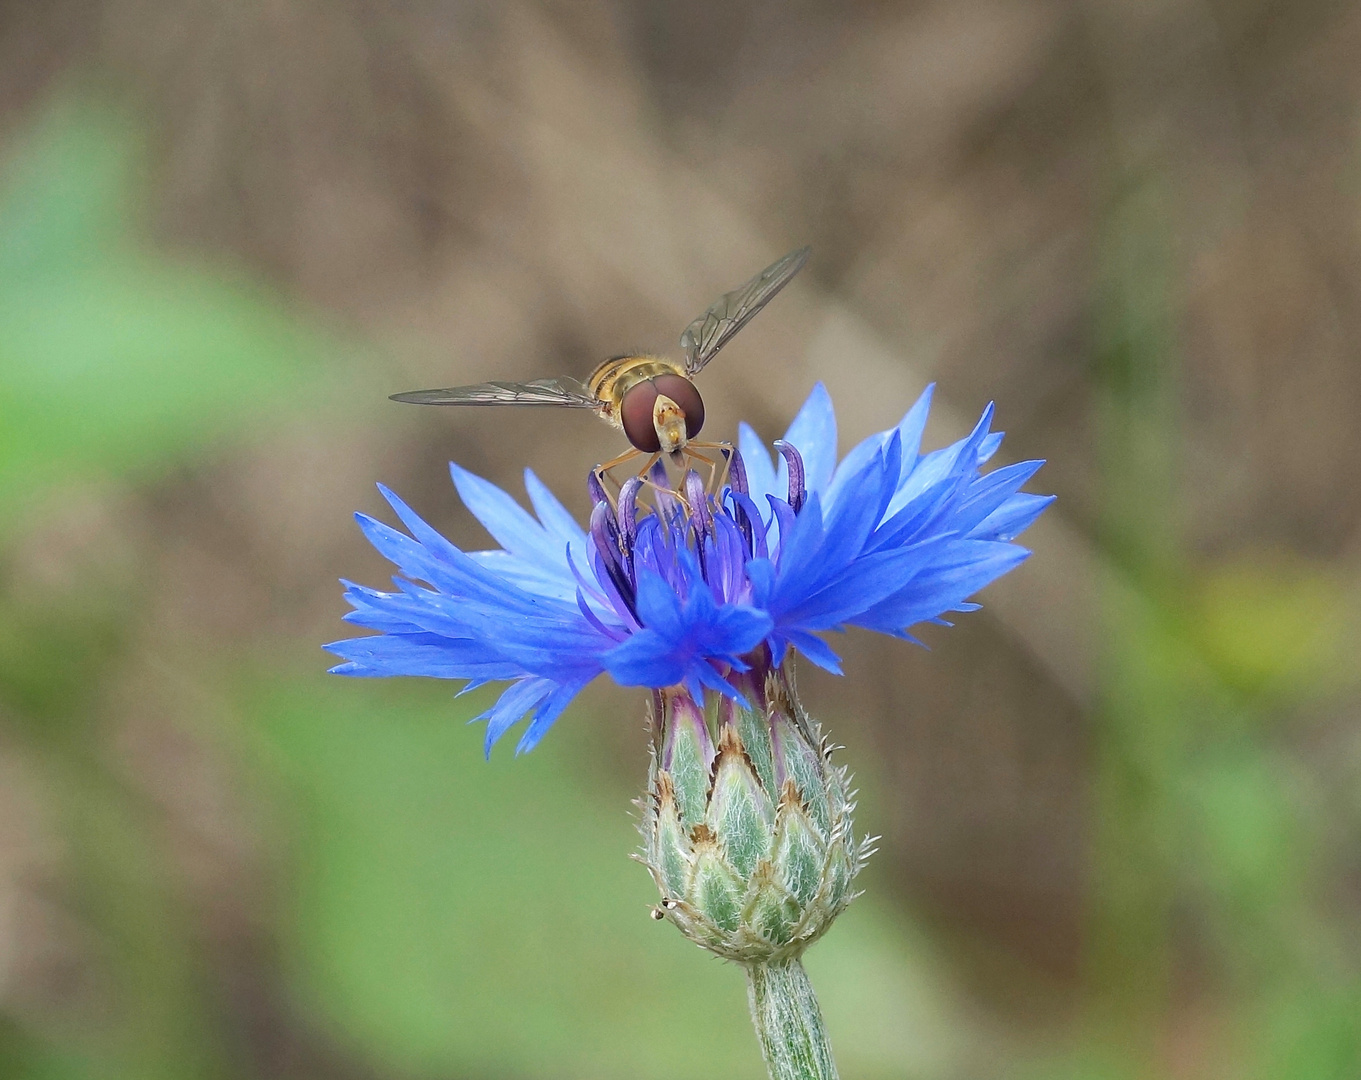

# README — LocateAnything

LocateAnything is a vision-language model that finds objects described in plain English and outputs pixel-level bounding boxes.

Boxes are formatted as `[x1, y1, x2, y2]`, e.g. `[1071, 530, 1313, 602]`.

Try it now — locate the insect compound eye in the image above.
[652, 374, 704, 439]
[620, 380, 662, 452]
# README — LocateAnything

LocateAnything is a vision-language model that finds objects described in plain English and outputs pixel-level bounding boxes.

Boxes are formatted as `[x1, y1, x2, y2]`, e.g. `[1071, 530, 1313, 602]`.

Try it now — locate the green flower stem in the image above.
[745, 958, 839, 1080]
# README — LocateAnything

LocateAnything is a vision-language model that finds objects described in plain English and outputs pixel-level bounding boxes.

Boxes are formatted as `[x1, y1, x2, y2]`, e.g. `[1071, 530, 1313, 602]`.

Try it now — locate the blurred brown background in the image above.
[1, 1, 1359, 1078]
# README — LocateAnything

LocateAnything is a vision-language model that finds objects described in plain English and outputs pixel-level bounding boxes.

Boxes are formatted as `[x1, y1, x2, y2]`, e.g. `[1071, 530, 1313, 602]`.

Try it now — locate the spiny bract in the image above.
[640, 661, 870, 962]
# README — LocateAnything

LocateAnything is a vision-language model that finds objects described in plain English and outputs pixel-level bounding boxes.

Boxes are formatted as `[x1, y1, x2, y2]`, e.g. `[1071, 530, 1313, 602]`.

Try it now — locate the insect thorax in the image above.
[588, 355, 687, 416]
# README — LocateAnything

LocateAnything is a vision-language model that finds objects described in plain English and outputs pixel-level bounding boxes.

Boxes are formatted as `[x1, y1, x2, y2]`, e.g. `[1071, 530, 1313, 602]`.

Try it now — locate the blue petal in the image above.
[896, 383, 935, 465]
[769, 493, 826, 597]
[707, 602, 775, 659]
[377, 485, 473, 573]
[634, 569, 685, 641]
[948, 459, 1045, 537]
[356, 501, 564, 617]
[466, 549, 579, 602]
[971, 492, 1055, 541]
[822, 430, 888, 512]
[745, 557, 775, 607]
[785, 629, 844, 674]
[776, 537, 953, 631]
[825, 384, 934, 511]
[857, 541, 1030, 632]
[514, 679, 590, 755]
[817, 435, 900, 570]
[477, 679, 556, 757]
[450, 463, 576, 574]
[978, 431, 1004, 463]
[738, 422, 780, 517]
[692, 660, 746, 705]
[324, 631, 520, 680]
[780, 382, 838, 497]
[602, 573, 772, 690]
[889, 402, 994, 515]
[524, 468, 587, 549]
[602, 629, 686, 686]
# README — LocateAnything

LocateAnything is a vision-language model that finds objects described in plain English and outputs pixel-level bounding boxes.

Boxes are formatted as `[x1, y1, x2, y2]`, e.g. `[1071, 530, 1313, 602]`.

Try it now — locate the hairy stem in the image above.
[745, 959, 839, 1080]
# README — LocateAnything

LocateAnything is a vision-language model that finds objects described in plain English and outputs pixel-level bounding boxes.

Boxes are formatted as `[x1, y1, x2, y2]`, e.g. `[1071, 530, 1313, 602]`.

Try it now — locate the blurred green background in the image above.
[1, 4, 1359, 1078]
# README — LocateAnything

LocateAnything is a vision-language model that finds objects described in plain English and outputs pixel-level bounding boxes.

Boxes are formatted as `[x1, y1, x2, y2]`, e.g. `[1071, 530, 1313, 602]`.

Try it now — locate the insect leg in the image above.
[592, 449, 648, 496]
[681, 442, 734, 495]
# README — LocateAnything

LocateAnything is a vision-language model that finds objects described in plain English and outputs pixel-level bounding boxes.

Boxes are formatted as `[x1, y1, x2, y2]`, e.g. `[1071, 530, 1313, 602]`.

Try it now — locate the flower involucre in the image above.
[640, 658, 864, 962]
[325, 382, 1053, 756]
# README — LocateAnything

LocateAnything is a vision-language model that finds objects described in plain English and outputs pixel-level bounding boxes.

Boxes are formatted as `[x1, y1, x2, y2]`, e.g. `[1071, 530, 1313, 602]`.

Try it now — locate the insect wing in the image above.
[679, 245, 811, 376]
[390, 377, 602, 408]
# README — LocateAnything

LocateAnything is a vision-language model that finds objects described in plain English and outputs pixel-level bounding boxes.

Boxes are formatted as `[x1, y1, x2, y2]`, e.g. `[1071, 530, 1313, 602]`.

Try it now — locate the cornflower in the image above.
[327, 382, 1051, 1080]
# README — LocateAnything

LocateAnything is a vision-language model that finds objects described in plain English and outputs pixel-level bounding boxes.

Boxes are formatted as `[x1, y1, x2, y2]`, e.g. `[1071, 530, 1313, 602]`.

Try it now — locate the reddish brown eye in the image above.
[653, 374, 704, 438]
[620, 381, 661, 452]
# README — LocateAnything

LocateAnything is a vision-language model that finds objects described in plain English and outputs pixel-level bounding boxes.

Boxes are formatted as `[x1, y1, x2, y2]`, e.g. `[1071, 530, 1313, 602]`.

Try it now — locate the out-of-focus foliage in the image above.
[1077, 171, 1361, 1080]
[0, 102, 345, 1080]
[1190, 556, 1355, 702]
[0, 103, 342, 532]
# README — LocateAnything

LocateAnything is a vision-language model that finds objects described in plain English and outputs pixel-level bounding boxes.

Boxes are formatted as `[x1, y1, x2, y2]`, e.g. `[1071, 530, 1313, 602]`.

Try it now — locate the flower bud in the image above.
[639, 658, 866, 963]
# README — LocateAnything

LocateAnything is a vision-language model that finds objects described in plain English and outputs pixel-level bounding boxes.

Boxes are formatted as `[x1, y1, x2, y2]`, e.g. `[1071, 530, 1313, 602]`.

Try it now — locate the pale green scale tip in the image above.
[664, 700, 713, 830]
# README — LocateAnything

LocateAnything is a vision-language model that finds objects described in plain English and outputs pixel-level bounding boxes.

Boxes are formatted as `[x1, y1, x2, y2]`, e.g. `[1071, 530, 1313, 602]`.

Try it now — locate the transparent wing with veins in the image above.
[389, 377, 602, 409]
[678, 245, 811, 377]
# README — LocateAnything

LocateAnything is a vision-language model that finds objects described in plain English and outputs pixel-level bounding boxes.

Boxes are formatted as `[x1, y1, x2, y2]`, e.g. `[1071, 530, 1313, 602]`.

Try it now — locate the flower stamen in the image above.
[774, 440, 807, 514]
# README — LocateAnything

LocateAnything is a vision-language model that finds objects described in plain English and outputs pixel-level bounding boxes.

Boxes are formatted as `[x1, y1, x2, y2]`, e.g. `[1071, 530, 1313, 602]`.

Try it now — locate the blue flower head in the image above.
[326, 383, 1053, 755]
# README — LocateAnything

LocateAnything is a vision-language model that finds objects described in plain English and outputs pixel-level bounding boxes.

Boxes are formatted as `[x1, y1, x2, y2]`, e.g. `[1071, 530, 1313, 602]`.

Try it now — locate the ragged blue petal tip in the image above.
[328, 383, 1052, 753]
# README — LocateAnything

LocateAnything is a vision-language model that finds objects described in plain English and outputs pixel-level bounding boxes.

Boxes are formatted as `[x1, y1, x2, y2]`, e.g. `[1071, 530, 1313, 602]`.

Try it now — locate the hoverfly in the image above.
[390, 246, 810, 483]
